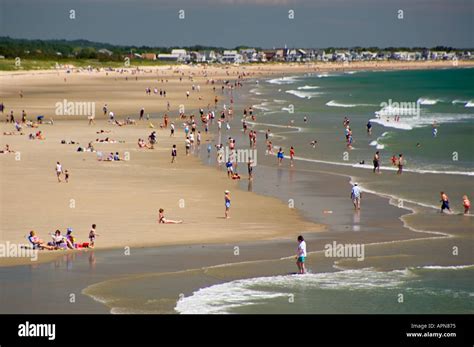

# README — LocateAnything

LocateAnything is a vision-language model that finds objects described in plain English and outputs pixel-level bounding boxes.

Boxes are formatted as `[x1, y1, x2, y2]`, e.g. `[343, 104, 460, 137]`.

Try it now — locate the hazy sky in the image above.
[0, 0, 473, 48]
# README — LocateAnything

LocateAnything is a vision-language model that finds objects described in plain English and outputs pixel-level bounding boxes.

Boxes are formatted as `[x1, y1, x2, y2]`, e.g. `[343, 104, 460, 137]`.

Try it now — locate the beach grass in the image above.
[0, 58, 177, 71]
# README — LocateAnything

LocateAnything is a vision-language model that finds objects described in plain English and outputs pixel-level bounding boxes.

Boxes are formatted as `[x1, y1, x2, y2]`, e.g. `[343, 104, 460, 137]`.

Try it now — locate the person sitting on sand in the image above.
[105, 152, 114, 161]
[463, 195, 471, 215]
[158, 208, 183, 224]
[113, 152, 121, 161]
[86, 142, 95, 152]
[231, 172, 241, 180]
[138, 138, 152, 149]
[0, 144, 13, 153]
[28, 231, 55, 250]
[50, 230, 74, 249]
[95, 137, 117, 143]
[36, 131, 45, 140]
[66, 228, 76, 247]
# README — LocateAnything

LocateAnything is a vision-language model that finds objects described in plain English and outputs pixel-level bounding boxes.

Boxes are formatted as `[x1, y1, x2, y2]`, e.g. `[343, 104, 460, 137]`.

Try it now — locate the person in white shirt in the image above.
[55, 162, 63, 182]
[351, 183, 362, 210]
[296, 235, 307, 274]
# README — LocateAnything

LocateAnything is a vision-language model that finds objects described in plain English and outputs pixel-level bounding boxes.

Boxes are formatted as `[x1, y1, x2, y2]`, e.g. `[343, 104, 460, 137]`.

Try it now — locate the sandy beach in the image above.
[0, 65, 331, 266]
[0, 61, 473, 315]
[3, 60, 470, 266]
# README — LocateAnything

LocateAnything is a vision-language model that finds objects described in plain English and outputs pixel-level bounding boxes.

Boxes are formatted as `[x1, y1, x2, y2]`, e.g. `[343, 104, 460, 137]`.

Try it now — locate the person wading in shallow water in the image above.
[296, 235, 307, 274]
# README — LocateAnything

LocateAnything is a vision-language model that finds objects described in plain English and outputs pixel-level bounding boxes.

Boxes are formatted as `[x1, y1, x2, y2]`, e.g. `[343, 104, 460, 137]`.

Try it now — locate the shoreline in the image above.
[1, 64, 472, 315]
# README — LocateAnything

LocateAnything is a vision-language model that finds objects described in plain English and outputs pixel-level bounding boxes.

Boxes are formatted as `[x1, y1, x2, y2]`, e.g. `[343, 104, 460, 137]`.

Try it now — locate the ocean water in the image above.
[243, 68, 474, 211]
[251, 68, 474, 173]
[176, 266, 474, 314]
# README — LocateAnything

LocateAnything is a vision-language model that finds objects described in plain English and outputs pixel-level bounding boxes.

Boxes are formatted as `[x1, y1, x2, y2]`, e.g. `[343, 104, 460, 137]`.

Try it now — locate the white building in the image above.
[221, 50, 243, 64]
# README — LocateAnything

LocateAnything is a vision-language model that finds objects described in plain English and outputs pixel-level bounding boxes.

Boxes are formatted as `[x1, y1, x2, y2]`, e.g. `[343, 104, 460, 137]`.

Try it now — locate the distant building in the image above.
[158, 49, 187, 62]
[202, 50, 217, 63]
[221, 50, 243, 64]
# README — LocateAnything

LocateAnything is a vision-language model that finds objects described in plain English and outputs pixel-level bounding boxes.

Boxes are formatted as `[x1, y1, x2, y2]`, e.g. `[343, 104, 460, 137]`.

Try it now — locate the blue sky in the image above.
[0, 0, 473, 48]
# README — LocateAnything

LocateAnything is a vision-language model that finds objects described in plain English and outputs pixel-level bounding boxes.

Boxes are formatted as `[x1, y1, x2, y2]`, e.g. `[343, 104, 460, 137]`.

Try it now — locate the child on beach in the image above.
[65, 170, 69, 183]
[277, 148, 284, 166]
[296, 235, 307, 275]
[439, 192, 451, 213]
[463, 195, 470, 215]
[440, 192, 451, 213]
[289, 146, 295, 167]
[158, 208, 183, 224]
[224, 190, 231, 219]
[89, 224, 99, 248]
[226, 159, 234, 177]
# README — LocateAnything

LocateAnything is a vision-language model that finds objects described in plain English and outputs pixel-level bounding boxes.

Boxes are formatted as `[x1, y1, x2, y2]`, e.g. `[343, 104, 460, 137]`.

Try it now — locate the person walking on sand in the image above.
[247, 159, 253, 181]
[158, 208, 182, 224]
[55, 162, 63, 182]
[289, 146, 295, 167]
[171, 144, 177, 163]
[351, 183, 362, 210]
[89, 224, 99, 248]
[440, 192, 452, 214]
[224, 190, 231, 219]
[296, 235, 307, 274]
[462, 195, 470, 215]
[64, 170, 69, 183]
[170, 122, 175, 137]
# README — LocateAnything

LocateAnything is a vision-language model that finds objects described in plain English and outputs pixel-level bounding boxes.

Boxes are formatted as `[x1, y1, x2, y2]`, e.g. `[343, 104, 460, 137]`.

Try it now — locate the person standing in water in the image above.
[351, 183, 362, 210]
[366, 120, 372, 135]
[462, 195, 470, 215]
[397, 154, 404, 175]
[277, 148, 284, 166]
[440, 192, 451, 213]
[289, 146, 295, 167]
[296, 235, 307, 274]
[373, 151, 380, 174]
[247, 160, 253, 181]
[224, 190, 231, 219]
